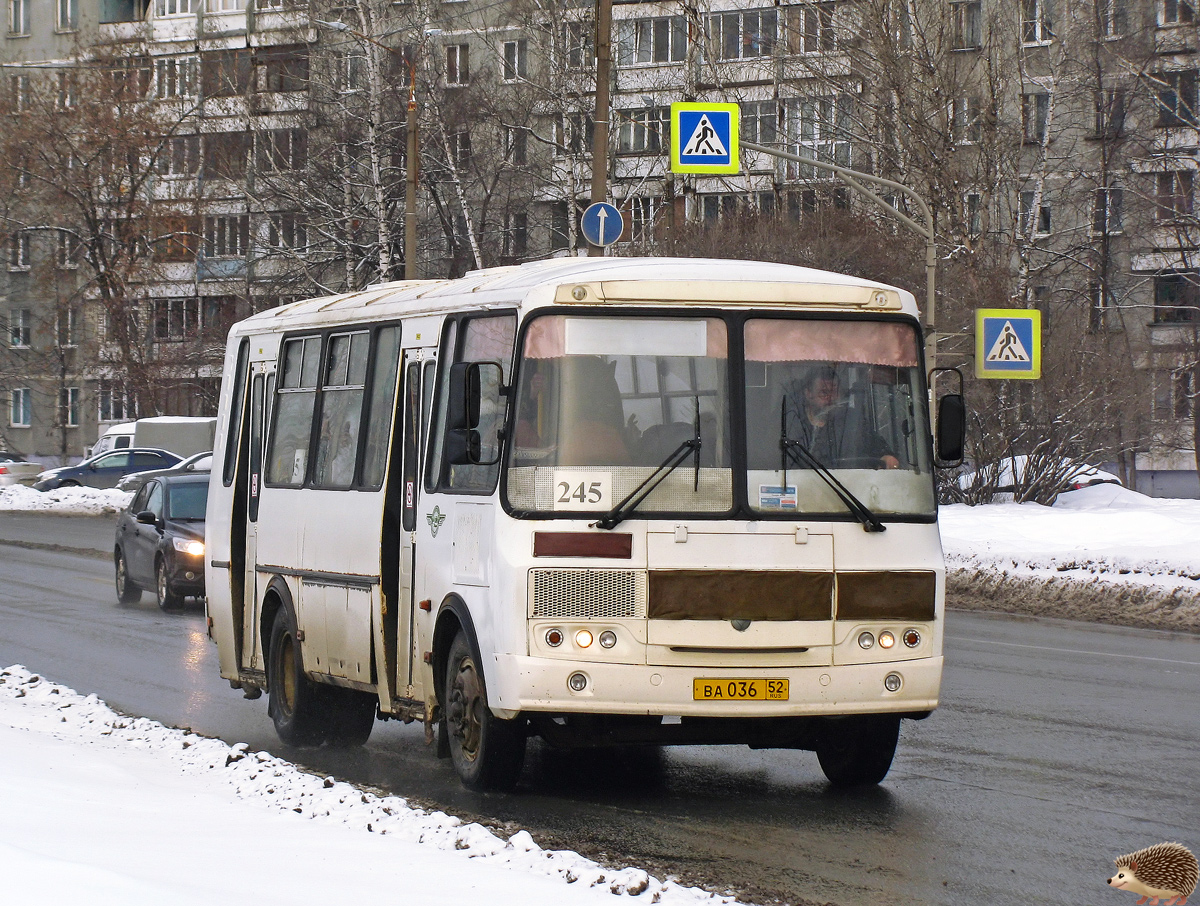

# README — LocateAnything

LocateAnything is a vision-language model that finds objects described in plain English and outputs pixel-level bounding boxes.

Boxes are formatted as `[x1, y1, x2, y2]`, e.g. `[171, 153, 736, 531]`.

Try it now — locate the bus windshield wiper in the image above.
[780, 398, 886, 533]
[593, 398, 701, 531]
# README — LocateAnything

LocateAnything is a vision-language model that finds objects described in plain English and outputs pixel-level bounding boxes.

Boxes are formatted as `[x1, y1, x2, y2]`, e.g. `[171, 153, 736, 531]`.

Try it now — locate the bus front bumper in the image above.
[491, 655, 942, 719]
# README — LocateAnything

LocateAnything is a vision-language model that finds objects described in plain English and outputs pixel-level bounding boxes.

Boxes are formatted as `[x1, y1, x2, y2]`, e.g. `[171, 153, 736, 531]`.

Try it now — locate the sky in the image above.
[1, 481, 1198, 904]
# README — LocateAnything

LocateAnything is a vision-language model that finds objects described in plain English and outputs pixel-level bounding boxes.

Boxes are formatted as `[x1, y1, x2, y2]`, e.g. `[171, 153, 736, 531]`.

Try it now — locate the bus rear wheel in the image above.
[815, 715, 901, 787]
[267, 604, 326, 746]
[443, 631, 526, 791]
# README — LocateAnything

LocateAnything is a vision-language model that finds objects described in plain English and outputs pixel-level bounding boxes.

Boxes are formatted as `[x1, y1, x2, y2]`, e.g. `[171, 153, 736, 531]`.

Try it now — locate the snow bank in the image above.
[0, 665, 734, 906]
[0, 484, 131, 515]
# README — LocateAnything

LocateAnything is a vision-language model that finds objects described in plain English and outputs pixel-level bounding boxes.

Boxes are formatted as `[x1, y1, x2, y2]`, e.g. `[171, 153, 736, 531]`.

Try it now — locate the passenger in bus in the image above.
[526, 356, 633, 466]
[784, 365, 900, 469]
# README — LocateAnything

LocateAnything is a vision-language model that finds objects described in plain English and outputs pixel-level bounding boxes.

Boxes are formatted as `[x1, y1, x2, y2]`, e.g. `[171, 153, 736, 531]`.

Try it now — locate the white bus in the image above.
[205, 257, 965, 791]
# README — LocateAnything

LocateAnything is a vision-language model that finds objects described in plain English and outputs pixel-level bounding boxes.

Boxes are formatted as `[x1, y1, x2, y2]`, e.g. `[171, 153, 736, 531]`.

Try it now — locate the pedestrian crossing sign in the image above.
[975, 308, 1042, 379]
[670, 102, 739, 174]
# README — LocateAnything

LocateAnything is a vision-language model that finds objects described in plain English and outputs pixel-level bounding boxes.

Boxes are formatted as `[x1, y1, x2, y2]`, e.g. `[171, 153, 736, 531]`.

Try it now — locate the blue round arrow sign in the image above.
[581, 202, 624, 247]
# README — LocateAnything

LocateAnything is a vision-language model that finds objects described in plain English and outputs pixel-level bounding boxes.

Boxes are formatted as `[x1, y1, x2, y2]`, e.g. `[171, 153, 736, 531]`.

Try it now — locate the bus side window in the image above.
[424, 320, 457, 492]
[266, 335, 321, 486]
[435, 314, 516, 493]
[362, 325, 402, 489]
[222, 339, 250, 487]
[312, 331, 369, 489]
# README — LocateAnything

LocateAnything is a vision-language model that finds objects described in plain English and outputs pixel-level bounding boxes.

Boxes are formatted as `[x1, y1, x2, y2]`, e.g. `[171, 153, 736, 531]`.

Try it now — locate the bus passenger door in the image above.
[396, 350, 434, 701]
[240, 366, 268, 672]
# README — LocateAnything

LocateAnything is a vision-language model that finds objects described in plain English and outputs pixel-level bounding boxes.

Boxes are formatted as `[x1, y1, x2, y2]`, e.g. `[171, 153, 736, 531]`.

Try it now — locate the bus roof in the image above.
[230, 257, 920, 336]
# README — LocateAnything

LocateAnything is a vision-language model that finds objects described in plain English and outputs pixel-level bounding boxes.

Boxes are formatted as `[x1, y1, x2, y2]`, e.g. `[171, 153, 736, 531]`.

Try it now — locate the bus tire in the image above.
[443, 631, 526, 791]
[815, 715, 900, 787]
[321, 687, 376, 748]
[266, 603, 325, 746]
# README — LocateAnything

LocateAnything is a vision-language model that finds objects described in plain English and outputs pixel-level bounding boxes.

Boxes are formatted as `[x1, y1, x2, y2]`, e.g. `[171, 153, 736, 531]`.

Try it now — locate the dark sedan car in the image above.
[117, 450, 213, 493]
[35, 448, 183, 491]
[114, 474, 208, 610]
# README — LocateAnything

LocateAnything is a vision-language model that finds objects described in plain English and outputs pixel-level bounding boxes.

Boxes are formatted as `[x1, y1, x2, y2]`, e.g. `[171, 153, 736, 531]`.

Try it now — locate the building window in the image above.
[10, 389, 30, 427]
[1156, 170, 1194, 220]
[554, 113, 593, 157]
[952, 96, 982, 144]
[951, 1, 981, 49]
[1022, 92, 1049, 143]
[8, 0, 29, 35]
[618, 15, 688, 64]
[617, 106, 669, 153]
[502, 212, 527, 260]
[628, 196, 659, 241]
[9, 74, 30, 113]
[1162, 0, 1196, 25]
[203, 132, 250, 179]
[564, 21, 593, 70]
[503, 127, 527, 166]
[207, 0, 246, 13]
[550, 200, 572, 250]
[55, 72, 77, 110]
[156, 0, 196, 15]
[1174, 370, 1194, 419]
[153, 297, 200, 341]
[1093, 187, 1123, 234]
[1156, 70, 1198, 126]
[1154, 272, 1200, 323]
[203, 215, 249, 257]
[59, 387, 80, 427]
[256, 45, 307, 93]
[156, 135, 199, 177]
[1094, 88, 1126, 138]
[57, 229, 80, 268]
[1022, 0, 1054, 43]
[257, 127, 307, 172]
[784, 95, 854, 177]
[1019, 191, 1051, 235]
[786, 3, 835, 54]
[965, 192, 983, 236]
[9, 308, 31, 347]
[502, 39, 528, 82]
[1087, 282, 1113, 332]
[1098, 0, 1127, 36]
[740, 100, 778, 144]
[201, 49, 252, 98]
[8, 232, 30, 270]
[708, 10, 776, 60]
[56, 0, 77, 29]
[56, 306, 79, 347]
[98, 382, 136, 422]
[155, 56, 196, 98]
[446, 44, 469, 86]
[449, 128, 471, 168]
[267, 212, 307, 250]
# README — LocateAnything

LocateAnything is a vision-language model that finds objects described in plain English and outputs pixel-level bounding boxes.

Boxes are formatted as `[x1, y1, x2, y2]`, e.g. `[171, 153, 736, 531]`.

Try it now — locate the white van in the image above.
[88, 422, 136, 458]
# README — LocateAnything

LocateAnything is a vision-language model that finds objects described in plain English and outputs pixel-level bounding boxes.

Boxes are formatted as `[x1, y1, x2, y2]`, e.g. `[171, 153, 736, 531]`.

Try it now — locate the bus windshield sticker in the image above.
[552, 471, 612, 510]
[759, 484, 797, 509]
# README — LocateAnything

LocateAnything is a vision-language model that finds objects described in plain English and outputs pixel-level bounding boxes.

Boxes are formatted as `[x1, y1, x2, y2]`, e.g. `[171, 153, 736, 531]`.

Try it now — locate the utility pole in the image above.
[588, 0, 613, 257]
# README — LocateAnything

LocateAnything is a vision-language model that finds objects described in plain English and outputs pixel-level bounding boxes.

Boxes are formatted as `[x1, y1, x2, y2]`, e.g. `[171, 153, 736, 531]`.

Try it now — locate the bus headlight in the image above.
[598, 630, 617, 649]
[574, 629, 593, 648]
[884, 673, 903, 693]
[568, 672, 589, 692]
[545, 628, 564, 647]
[878, 631, 896, 649]
[903, 629, 921, 648]
[858, 631, 875, 649]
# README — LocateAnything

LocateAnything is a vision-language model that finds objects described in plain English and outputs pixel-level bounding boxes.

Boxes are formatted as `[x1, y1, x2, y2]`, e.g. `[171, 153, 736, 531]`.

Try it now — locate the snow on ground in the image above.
[0, 484, 131, 515]
[0, 665, 729, 906]
[940, 483, 1200, 594]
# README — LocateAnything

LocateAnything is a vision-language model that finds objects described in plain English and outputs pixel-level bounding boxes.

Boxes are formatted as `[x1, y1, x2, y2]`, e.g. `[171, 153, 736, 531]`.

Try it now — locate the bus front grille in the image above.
[530, 569, 648, 620]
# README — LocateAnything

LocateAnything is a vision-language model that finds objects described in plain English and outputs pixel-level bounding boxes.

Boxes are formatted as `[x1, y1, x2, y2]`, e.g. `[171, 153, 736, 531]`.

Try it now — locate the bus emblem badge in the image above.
[426, 506, 446, 537]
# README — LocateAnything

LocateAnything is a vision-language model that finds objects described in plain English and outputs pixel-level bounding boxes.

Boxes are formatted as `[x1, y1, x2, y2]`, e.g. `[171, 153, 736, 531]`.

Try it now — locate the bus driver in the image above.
[785, 364, 900, 470]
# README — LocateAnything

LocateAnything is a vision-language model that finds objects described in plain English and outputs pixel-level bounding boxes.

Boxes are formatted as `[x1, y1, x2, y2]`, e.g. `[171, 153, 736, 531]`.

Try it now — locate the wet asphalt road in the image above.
[0, 511, 1198, 906]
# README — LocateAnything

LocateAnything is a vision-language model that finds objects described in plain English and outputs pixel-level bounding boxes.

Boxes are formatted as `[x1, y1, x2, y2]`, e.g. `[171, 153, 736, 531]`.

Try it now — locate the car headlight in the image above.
[172, 537, 204, 557]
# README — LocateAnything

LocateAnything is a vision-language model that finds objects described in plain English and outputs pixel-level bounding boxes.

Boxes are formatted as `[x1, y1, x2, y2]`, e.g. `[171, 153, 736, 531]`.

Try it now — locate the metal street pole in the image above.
[588, 0, 613, 257]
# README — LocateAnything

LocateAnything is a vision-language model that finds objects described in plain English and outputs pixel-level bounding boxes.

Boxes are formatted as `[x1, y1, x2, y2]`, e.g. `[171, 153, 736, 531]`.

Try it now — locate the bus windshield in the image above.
[504, 312, 934, 519]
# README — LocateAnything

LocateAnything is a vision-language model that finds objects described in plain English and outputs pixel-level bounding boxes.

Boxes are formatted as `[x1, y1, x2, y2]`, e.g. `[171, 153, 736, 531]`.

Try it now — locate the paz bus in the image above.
[205, 256, 964, 791]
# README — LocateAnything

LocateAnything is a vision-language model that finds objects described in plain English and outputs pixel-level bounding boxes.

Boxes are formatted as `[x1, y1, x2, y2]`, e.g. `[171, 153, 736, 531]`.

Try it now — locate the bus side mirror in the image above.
[936, 394, 966, 465]
[446, 361, 503, 466]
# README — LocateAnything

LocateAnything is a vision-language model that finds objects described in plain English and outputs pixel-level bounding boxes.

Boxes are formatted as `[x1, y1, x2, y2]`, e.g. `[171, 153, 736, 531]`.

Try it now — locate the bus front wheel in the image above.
[815, 715, 901, 787]
[443, 631, 526, 791]
[267, 604, 326, 746]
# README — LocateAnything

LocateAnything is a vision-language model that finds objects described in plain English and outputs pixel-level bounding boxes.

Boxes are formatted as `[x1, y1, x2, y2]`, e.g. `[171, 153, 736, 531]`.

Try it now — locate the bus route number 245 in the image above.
[552, 472, 611, 510]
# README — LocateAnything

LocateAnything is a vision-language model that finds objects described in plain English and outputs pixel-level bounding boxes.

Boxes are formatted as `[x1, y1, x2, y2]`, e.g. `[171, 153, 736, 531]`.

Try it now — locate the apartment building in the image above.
[1, 0, 1197, 492]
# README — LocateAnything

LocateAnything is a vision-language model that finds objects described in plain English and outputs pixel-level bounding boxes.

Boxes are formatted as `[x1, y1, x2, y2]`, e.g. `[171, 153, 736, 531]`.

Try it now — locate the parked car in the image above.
[34, 449, 183, 492]
[114, 473, 208, 610]
[0, 452, 42, 487]
[117, 451, 213, 493]
[956, 455, 1121, 503]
